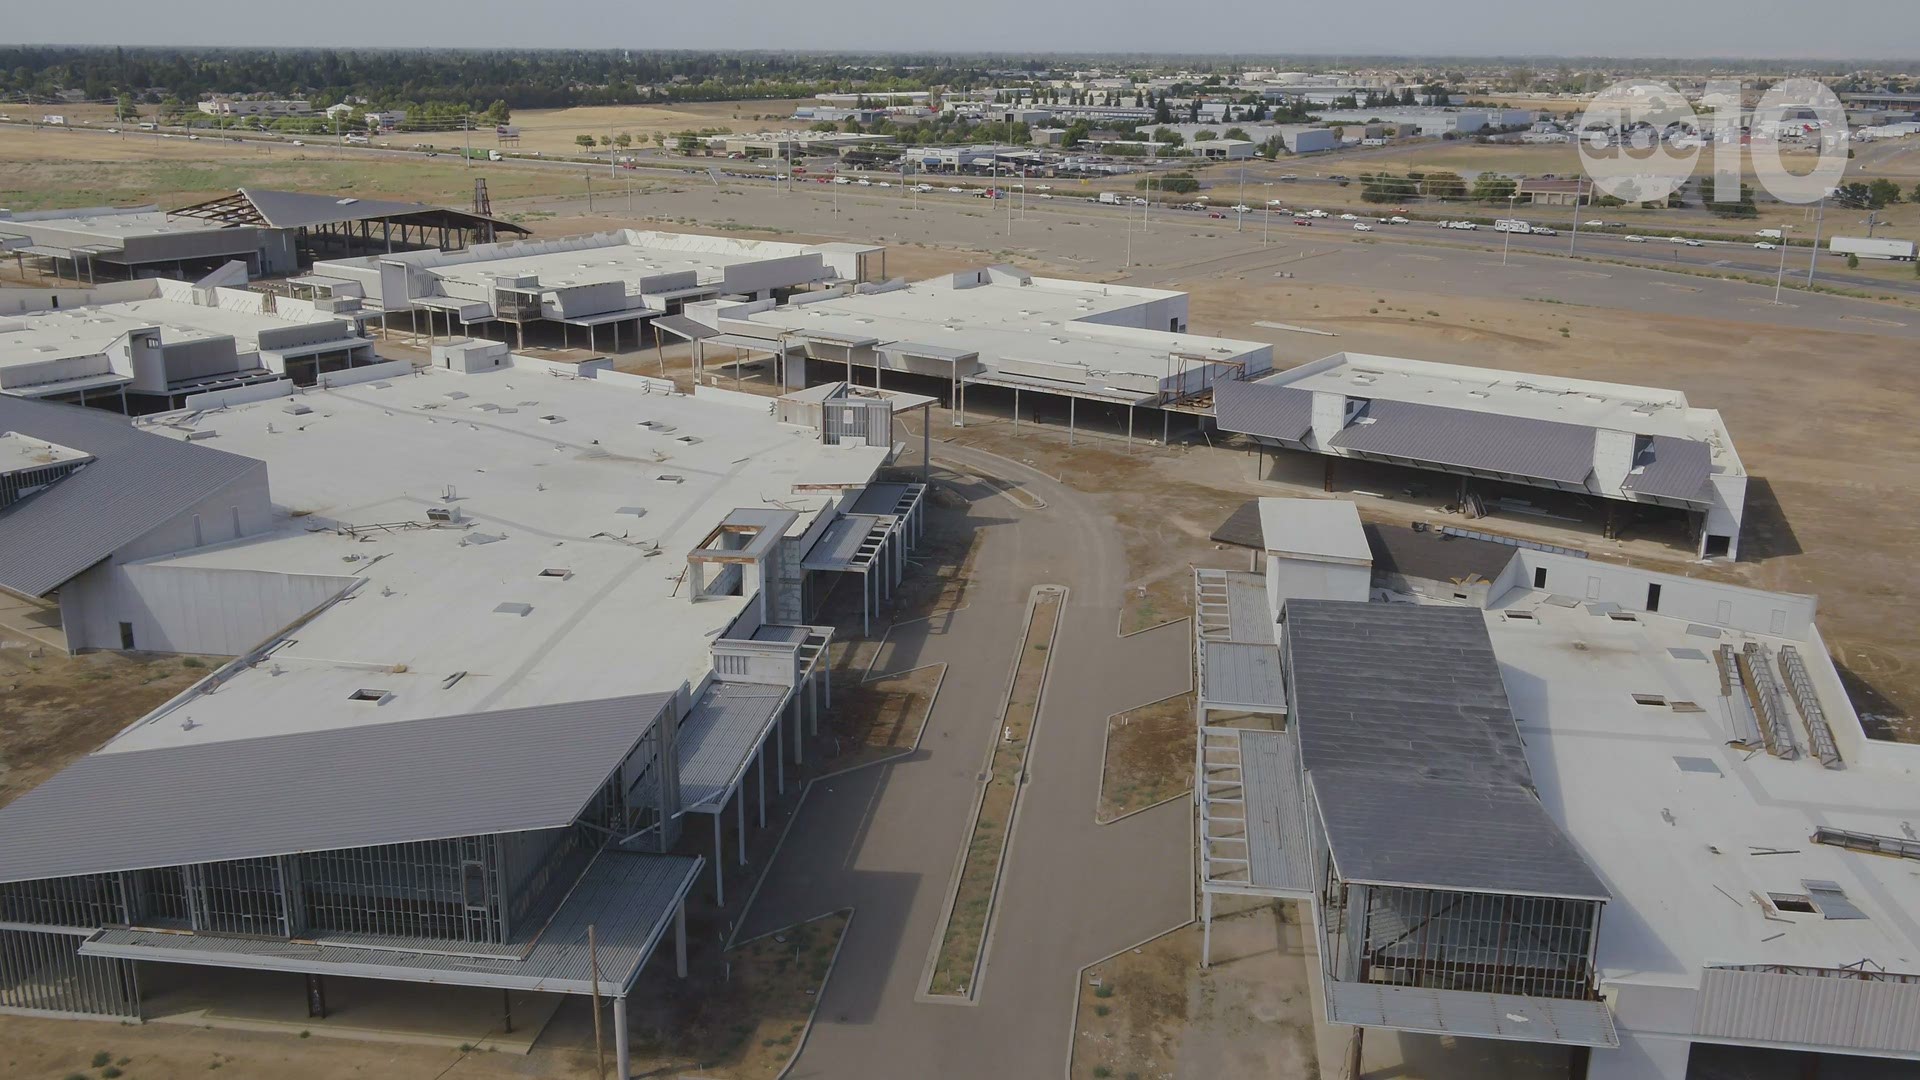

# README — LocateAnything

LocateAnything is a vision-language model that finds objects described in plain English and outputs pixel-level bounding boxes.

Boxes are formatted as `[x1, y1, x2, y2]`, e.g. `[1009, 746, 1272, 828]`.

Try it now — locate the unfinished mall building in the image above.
[0, 357, 929, 1075]
[1195, 497, 1920, 1079]
[1214, 353, 1746, 560]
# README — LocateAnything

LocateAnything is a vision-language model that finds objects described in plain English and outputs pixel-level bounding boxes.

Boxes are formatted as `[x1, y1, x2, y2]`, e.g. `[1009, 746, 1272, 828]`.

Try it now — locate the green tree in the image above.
[1140, 172, 1200, 194]
[1193, 130, 1218, 142]
[1223, 127, 1249, 141]
[614, 131, 632, 150]
[1472, 175, 1517, 202]
[1151, 128, 1184, 147]
[114, 93, 137, 122]
[1867, 178, 1904, 207]
[1422, 171, 1467, 198]
[574, 134, 596, 151]
[1847, 252, 1861, 269]
[1152, 97, 1173, 125]
[675, 132, 701, 154]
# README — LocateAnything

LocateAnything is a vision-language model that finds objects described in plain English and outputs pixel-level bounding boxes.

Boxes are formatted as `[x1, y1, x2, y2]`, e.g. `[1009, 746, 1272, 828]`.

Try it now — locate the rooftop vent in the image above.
[348, 688, 393, 704]
[616, 506, 647, 517]
[656, 474, 685, 484]
[283, 403, 312, 416]
[538, 568, 573, 580]
[183, 430, 218, 441]
[676, 435, 701, 445]
[1632, 693, 1668, 707]
[444, 391, 469, 400]
[538, 415, 565, 424]
[494, 602, 533, 617]
[426, 506, 462, 523]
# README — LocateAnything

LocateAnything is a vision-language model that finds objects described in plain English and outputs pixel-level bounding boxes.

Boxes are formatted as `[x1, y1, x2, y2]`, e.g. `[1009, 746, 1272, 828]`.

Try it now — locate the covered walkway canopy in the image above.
[171, 188, 527, 259]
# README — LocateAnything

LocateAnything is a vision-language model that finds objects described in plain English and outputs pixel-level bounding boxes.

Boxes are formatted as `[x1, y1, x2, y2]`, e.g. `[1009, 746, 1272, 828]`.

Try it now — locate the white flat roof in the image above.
[105, 369, 888, 752]
[329, 230, 830, 293]
[743, 275, 1269, 392]
[1272, 352, 1743, 475]
[1257, 497, 1370, 564]
[0, 295, 351, 368]
[0, 209, 235, 248]
[1484, 593, 1920, 989]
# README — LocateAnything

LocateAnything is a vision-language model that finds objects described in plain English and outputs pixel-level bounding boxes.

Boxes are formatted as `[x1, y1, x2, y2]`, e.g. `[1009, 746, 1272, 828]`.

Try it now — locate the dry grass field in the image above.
[502, 100, 809, 155]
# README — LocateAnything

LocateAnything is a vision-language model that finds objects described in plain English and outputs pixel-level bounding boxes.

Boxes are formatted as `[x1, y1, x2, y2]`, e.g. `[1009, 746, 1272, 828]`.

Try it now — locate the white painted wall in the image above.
[1266, 554, 1370, 612]
[1504, 551, 1816, 640]
[1592, 428, 1635, 493]
[69, 564, 355, 655]
[1703, 473, 1746, 559]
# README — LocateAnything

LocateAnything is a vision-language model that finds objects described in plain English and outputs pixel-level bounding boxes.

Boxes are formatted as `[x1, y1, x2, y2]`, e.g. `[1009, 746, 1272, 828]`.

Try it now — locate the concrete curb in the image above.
[1061, 797, 1200, 1080]
[724, 661, 948, 951]
[917, 583, 1068, 1005]
[678, 907, 857, 1080]
[1093, 684, 1198, 826]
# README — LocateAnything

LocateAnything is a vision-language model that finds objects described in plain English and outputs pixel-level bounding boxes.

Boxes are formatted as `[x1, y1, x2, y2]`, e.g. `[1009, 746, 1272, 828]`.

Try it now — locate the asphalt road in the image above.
[735, 442, 1192, 1077]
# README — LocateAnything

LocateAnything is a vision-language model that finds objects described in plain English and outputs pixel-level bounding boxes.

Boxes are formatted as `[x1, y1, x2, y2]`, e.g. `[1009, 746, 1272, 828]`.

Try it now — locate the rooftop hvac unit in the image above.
[427, 506, 462, 523]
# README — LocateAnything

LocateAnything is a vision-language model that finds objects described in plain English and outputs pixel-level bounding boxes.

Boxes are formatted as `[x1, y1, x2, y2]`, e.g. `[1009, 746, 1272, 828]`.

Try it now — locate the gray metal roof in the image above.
[237, 188, 438, 229]
[1240, 731, 1315, 893]
[881, 340, 978, 363]
[1210, 500, 1265, 549]
[84, 850, 701, 997]
[0, 692, 674, 884]
[1223, 571, 1275, 645]
[1364, 522, 1516, 586]
[1214, 377, 1314, 443]
[0, 397, 265, 597]
[1286, 601, 1608, 900]
[849, 482, 918, 517]
[1329, 398, 1596, 486]
[1622, 434, 1712, 502]
[1311, 774, 1608, 899]
[651, 314, 717, 341]
[801, 513, 889, 572]
[1324, 978, 1619, 1048]
[1204, 641, 1287, 710]
[1694, 967, 1920, 1056]
[675, 681, 789, 809]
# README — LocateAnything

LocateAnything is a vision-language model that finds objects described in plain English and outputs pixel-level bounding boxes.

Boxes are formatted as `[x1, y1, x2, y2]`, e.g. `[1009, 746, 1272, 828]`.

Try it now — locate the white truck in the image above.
[1830, 236, 1917, 261]
[1493, 219, 1533, 233]
[1098, 191, 1122, 205]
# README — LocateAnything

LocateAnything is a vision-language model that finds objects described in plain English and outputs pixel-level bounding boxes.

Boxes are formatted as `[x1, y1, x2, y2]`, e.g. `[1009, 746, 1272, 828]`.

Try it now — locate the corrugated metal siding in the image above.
[1326, 978, 1619, 1047]
[0, 692, 674, 884]
[1204, 641, 1286, 709]
[0, 397, 266, 597]
[675, 682, 789, 809]
[1695, 968, 1920, 1055]
[1214, 378, 1314, 442]
[1287, 602, 1608, 900]
[1240, 731, 1314, 893]
[1329, 398, 1596, 485]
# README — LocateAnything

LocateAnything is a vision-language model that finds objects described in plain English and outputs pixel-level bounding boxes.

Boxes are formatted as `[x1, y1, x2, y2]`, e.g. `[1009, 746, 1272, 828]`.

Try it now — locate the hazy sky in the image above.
[12, 0, 1920, 61]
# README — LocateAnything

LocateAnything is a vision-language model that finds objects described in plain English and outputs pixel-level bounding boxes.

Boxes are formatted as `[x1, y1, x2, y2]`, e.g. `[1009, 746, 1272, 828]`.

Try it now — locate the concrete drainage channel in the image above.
[919, 584, 1067, 1002]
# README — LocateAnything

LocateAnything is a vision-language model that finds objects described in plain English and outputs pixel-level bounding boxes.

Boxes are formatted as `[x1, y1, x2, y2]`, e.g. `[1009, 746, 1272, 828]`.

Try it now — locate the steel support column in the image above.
[614, 996, 631, 1079]
[711, 813, 724, 906]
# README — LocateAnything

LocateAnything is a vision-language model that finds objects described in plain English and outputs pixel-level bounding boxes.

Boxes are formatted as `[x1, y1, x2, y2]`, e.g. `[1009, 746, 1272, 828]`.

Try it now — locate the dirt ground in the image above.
[0, 636, 217, 808]
[625, 910, 847, 1078]
[1073, 901, 1318, 1080]
[1100, 694, 1197, 823]
[928, 587, 1062, 997]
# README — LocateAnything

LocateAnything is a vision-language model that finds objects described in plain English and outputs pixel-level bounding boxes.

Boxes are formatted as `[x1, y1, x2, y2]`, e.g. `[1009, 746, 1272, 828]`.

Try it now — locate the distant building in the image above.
[197, 97, 311, 118]
[1518, 178, 1592, 206]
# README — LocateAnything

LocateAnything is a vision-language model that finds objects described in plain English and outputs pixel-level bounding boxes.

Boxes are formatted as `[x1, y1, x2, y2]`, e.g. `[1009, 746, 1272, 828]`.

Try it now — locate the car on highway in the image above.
[1670, 236, 1703, 247]
[833, 177, 850, 184]
[947, 186, 964, 193]
[913, 184, 932, 192]
[1338, 213, 1358, 221]
[1624, 234, 1648, 242]
[290, 140, 304, 146]
[1754, 242, 1778, 250]
[1038, 193, 1052, 199]
[1304, 209, 1329, 218]
[1353, 223, 1374, 232]
[875, 181, 890, 187]
[1388, 216, 1410, 224]
[1231, 204, 1251, 213]
[1208, 211, 1226, 218]
[1037, 184, 1052, 191]
[1293, 218, 1314, 227]
[855, 178, 870, 186]
[1533, 227, 1557, 236]
[1584, 220, 1606, 227]
[1267, 198, 1285, 206]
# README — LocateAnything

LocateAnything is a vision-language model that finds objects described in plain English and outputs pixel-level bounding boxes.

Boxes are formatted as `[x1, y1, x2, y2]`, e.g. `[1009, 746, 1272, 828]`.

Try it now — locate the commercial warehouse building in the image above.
[0, 205, 291, 280]
[0, 360, 928, 1072]
[311, 229, 884, 351]
[1196, 497, 1918, 1078]
[1215, 353, 1746, 560]
[702, 265, 1272, 437]
[0, 277, 376, 411]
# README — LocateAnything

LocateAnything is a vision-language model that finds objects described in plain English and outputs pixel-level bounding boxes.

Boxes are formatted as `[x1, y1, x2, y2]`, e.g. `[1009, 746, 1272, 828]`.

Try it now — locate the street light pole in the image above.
[1502, 194, 1517, 265]
[1807, 196, 1826, 285]
[1773, 228, 1793, 303]
[1569, 181, 1582, 256]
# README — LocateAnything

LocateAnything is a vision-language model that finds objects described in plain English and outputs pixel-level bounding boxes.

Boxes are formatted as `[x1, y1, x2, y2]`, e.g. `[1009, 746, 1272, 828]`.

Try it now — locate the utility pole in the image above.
[1237, 166, 1246, 232]
[1568, 181, 1583, 256]
[1502, 194, 1518, 266]
[1773, 225, 1793, 304]
[1807, 196, 1826, 285]
[464, 113, 471, 168]
[586, 172, 593, 215]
